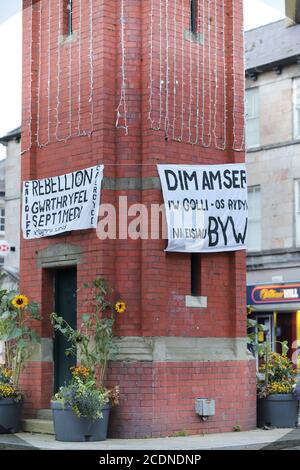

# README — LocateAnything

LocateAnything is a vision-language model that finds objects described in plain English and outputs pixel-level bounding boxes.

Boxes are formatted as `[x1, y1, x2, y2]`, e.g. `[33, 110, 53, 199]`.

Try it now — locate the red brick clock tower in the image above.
[20, 0, 256, 437]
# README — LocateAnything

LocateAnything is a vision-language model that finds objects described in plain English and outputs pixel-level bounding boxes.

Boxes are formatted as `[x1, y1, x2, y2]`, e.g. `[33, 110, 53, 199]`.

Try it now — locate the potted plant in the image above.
[0, 366, 22, 433]
[257, 342, 299, 428]
[0, 291, 41, 433]
[50, 277, 124, 442]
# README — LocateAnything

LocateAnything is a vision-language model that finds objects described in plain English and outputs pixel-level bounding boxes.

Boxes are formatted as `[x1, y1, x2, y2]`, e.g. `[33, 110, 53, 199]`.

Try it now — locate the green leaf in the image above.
[17, 339, 28, 349]
[29, 330, 41, 343]
[4, 327, 23, 341]
[281, 341, 289, 357]
[5, 291, 18, 302]
[82, 314, 91, 323]
[28, 302, 41, 320]
[0, 311, 12, 320]
[0, 290, 8, 301]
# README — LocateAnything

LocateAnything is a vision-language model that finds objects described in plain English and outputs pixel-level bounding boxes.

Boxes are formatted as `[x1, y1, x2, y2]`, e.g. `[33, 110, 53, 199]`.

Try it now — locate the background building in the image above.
[0, 159, 6, 268]
[245, 18, 300, 361]
[0, 126, 20, 290]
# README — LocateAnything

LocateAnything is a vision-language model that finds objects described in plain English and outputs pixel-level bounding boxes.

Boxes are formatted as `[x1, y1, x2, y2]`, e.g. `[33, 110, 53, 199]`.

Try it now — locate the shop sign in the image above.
[0, 240, 10, 256]
[247, 283, 300, 305]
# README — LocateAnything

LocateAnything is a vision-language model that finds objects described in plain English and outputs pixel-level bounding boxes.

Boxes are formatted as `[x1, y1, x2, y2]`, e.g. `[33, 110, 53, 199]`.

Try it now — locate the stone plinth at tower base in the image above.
[20, 337, 256, 438]
[105, 337, 256, 438]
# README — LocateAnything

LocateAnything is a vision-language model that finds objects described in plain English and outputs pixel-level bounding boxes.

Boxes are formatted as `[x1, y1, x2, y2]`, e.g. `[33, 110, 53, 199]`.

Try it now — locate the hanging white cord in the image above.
[188, 0, 193, 143]
[164, 0, 170, 138]
[37, 0, 51, 148]
[179, 0, 185, 142]
[21, 0, 33, 155]
[171, 0, 177, 140]
[232, 0, 245, 152]
[115, 0, 129, 135]
[191, 0, 201, 145]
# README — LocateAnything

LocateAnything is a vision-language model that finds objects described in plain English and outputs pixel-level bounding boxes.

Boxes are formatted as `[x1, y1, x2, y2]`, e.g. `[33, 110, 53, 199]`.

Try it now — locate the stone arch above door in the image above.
[36, 243, 82, 269]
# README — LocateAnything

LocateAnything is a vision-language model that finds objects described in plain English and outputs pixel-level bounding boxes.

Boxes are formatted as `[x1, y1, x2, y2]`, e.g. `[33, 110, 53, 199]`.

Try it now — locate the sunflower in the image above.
[115, 301, 126, 314]
[11, 294, 29, 309]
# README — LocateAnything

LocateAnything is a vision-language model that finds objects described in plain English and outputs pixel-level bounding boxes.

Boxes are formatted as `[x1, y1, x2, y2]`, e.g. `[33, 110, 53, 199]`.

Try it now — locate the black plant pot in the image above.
[0, 398, 22, 434]
[51, 401, 110, 442]
[257, 393, 299, 428]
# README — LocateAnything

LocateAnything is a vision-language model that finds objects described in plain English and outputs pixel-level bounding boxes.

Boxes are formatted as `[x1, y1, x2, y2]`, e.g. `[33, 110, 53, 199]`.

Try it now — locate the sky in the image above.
[0, 0, 287, 158]
[0, 0, 22, 157]
[244, 0, 285, 30]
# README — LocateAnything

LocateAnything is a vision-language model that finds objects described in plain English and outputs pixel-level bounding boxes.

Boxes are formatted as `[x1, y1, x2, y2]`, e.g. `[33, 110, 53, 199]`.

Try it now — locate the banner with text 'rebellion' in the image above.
[157, 164, 248, 253]
[22, 165, 104, 239]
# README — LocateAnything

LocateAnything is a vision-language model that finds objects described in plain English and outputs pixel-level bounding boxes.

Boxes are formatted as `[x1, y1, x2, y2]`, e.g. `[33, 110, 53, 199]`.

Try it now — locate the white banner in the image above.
[22, 165, 104, 239]
[157, 164, 248, 253]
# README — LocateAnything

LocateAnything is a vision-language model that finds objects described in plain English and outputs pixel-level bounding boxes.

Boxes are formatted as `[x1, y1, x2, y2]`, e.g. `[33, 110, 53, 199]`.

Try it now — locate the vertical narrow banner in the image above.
[157, 164, 248, 253]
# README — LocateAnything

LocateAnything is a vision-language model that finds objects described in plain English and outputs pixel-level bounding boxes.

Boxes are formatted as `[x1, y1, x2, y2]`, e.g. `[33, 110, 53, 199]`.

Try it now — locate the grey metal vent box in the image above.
[195, 398, 215, 416]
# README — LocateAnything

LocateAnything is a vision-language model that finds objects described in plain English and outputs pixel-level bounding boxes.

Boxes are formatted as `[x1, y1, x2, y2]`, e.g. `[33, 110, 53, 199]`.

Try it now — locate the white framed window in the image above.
[245, 88, 260, 149]
[294, 78, 300, 140]
[294, 179, 300, 246]
[0, 208, 5, 234]
[247, 186, 261, 251]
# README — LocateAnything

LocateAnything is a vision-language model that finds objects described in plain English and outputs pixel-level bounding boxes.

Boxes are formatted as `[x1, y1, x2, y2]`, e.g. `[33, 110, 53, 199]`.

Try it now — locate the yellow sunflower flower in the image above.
[115, 301, 126, 314]
[11, 294, 29, 309]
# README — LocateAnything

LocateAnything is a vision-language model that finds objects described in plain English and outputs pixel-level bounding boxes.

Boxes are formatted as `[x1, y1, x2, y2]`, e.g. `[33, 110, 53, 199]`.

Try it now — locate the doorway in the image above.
[53, 268, 77, 392]
[276, 312, 294, 359]
[255, 313, 274, 370]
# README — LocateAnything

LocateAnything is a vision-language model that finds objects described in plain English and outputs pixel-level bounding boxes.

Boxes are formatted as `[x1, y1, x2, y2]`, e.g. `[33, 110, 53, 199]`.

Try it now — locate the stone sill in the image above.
[185, 296, 208, 309]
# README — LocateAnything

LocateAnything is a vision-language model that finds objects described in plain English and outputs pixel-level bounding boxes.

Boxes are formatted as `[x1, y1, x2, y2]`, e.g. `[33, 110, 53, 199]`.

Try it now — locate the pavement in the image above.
[0, 428, 300, 450]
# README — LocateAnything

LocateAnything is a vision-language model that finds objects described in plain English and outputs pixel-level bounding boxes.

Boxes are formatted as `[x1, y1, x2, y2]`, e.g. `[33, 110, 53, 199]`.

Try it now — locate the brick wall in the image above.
[20, 0, 255, 436]
[107, 361, 256, 438]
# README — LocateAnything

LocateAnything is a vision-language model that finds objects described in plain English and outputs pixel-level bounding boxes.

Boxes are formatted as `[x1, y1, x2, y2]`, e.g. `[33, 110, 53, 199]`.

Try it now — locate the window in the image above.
[190, 0, 198, 34]
[191, 253, 201, 296]
[247, 186, 261, 251]
[245, 88, 260, 149]
[295, 180, 300, 246]
[293, 78, 300, 139]
[63, 0, 73, 36]
[0, 208, 5, 234]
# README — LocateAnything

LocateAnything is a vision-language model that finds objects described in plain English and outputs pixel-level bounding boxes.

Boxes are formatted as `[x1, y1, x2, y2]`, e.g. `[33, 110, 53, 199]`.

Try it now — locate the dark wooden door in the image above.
[54, 268, 77, 392]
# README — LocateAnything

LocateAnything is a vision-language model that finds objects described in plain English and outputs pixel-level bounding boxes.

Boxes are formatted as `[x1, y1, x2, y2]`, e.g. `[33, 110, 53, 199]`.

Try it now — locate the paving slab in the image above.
[0, 428, 298, 450]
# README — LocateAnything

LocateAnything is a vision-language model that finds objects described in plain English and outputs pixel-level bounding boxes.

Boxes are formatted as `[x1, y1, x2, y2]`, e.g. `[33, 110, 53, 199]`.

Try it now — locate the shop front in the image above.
[247, 282, 300, 366]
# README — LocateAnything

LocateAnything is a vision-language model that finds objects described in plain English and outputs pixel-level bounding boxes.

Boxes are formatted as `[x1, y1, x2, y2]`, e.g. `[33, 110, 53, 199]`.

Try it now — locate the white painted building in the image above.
[0, 127, 21, 289]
